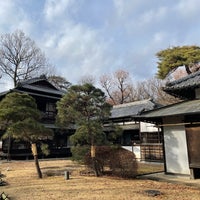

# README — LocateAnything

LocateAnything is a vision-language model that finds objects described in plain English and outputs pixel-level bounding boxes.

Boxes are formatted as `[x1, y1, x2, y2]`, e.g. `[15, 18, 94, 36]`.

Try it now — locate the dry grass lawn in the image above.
[0, 159, 200, 199]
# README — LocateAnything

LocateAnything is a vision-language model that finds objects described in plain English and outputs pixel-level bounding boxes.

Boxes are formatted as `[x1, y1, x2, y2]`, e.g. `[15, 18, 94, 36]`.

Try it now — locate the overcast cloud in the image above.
[1, 0, 200, 91]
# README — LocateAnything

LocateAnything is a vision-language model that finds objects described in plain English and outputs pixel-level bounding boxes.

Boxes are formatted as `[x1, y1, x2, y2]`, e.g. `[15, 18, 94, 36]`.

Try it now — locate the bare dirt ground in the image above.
[0, 159, 200, 200]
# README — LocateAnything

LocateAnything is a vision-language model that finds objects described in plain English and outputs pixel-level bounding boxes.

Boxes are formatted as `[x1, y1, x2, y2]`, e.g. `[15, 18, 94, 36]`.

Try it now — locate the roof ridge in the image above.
[18, 77, 47, 86]
[113, 98, 152, 108]
[166, 70, 200, 86]
[16, 77, 61, 91]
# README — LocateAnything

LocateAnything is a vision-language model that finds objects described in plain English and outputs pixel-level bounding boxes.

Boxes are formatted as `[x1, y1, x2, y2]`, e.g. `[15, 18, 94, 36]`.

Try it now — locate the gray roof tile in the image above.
[137, 99, 200, 119]
[0, 77, 65, 98]
[110, 99, 159, 119]
[163, 71, 200, 99]
[17, 77, 65, 96]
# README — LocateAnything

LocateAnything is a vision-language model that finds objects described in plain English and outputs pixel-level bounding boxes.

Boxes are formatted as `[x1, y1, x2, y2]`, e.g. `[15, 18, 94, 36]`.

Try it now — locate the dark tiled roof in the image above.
[110, 99, 159, 120]
[19, 83, 64, 96]
[136, 99, 200, 123]
[0, 77, 65, 99]
[12, 89, 62, 100]
[163, 71, 200, 99]
[17, 77, 65, 96]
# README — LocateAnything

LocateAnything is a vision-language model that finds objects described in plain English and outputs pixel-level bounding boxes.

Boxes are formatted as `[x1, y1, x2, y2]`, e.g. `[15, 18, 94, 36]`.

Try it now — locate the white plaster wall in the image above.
[140, 122, 160, 132]
[164, 125, 190, 175]
[122, 146, 141, 160]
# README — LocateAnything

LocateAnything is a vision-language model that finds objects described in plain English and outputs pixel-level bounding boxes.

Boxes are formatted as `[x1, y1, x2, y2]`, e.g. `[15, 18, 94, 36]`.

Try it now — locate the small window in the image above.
[46, 102, 56, 118]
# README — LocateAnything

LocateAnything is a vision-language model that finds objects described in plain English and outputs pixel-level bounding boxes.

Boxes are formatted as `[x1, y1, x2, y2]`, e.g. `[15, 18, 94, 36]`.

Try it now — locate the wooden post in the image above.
[64, 171, 70, 180]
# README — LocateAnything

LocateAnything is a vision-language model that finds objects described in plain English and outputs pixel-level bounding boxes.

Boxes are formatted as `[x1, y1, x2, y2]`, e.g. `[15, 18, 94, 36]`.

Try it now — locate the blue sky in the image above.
[1, 0, 200, 91]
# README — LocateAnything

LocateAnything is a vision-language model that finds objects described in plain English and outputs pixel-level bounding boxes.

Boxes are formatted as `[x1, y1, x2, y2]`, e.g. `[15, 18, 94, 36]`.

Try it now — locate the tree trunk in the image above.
[7, 135, 11, 161]
[92, 157, 100, 177]
[91, 145, 100, 177]
[31, 143, 42, 179]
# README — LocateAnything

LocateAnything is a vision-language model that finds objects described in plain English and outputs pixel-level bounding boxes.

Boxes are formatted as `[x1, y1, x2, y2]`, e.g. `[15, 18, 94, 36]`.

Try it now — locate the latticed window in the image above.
[45, 102, 56, 118]
[141, 132, 163, 144]
[140, 132, 164, 162]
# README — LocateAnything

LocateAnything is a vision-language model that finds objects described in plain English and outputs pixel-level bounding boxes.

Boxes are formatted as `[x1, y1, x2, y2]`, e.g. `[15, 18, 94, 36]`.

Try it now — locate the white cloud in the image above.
[139, 6, 167, 26]
[113, 0, 141, 17]
[0, 76, 14, 92]
[43, 0, 73, 22]
[2, 0, 200, 89]
[0, 1, 17, 32]
[42, 19, 113, 83]
[153, 32, 167, 44]
[175, 0, 200, 18]
[0, 1, 14, 19]
[0, 0, 32, 34]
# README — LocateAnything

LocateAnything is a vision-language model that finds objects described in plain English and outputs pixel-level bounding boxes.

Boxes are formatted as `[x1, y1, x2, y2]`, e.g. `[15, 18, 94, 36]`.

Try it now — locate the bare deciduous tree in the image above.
[100, 69, 180, 106]
[100, 74, 116, 104]
[79, 75, 96, 85]
[134, 77, 180, 105]
[48, 75, 71, 91]
[0, 30, 51, 86]
[100, 69, 135, 105]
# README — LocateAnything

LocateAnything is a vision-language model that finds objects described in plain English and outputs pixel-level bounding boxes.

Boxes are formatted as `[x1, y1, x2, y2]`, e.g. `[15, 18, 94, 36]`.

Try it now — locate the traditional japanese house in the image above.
[0, 77, 74, 159]
[105, 99, 163, 162]
[136, 71, 200, 179]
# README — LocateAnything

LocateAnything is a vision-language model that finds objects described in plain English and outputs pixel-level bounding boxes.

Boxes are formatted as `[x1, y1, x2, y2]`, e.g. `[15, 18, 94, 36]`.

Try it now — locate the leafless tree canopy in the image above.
[100, 69, 135, 105]
[0, 30, 51, 86]
[48, 75, 71, 91]
[79, 75, 96, 85]
[100, 69, 179, 106]
[134, 77, 180, 105]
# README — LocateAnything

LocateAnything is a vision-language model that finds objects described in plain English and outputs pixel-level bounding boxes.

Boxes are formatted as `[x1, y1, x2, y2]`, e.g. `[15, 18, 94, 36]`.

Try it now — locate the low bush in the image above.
[84, 146, 138, 178]
[109, 147, 138, 178]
